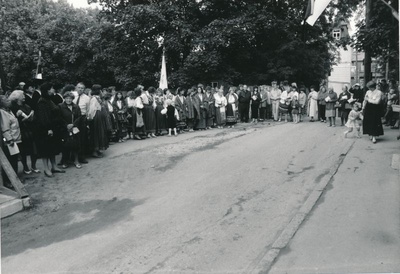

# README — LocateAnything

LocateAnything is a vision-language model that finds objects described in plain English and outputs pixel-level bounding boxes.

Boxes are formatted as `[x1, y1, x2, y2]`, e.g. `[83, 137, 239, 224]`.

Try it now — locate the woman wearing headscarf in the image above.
[8, 90, 40, 174]
[362, 81, 384, 143]
[225, 87, 238, 128]
[58, 92, 82, 169]
[214, 87, 227, 128]
[0, 95, 22, 186]
[87, 84, 109, 158]
[34, 83, 64, 177]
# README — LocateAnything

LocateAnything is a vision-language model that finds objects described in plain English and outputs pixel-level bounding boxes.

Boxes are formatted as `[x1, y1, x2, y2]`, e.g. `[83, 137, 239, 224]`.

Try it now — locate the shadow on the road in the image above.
[1, 197, 144, 257]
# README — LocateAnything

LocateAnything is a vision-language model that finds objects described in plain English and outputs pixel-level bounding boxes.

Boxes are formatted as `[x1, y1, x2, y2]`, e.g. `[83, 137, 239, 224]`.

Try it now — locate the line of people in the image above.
[1, 79, 398, 188]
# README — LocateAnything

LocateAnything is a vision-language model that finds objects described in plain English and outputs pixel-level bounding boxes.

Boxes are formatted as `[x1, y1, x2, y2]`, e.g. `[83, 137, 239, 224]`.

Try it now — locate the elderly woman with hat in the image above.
[59, 92, 82, 169]
[8, 90, 40, 174]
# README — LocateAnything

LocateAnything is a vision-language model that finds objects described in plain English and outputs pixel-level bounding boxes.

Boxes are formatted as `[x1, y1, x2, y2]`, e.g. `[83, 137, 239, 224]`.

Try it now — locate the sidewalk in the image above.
[270, 128, 400, 273]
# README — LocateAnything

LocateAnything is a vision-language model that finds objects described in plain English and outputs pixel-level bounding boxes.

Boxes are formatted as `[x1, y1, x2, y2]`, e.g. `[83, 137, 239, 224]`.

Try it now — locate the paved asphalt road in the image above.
[1, 120, 398, 273]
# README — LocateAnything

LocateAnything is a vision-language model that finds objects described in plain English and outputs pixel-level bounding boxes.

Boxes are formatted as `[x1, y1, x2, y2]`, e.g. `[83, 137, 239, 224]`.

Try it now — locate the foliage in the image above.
[1, 0, 398, 91]
[0, 0, 113, 90]
[352, 0, 399, 80]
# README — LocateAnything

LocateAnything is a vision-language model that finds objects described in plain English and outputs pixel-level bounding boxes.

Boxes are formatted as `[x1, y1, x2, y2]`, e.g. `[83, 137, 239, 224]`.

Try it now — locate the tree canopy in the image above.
[0, 0, 398, 91]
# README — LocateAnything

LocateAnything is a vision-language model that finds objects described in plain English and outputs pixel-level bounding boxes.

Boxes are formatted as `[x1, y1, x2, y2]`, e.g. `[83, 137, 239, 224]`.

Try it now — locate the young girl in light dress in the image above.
[344, 103, 363, 138]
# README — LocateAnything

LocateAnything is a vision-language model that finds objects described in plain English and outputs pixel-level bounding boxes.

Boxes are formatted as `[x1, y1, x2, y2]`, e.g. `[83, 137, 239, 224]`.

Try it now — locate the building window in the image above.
[332, 29, 341, 40]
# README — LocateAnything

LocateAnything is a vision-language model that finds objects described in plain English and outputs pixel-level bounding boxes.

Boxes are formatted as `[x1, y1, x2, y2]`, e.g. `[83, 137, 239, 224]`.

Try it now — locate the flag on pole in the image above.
[159, 48, 168, 90]
[304, 0, 314, 21]
[305, 0, 332, 26]
[35, 50, 42, 80]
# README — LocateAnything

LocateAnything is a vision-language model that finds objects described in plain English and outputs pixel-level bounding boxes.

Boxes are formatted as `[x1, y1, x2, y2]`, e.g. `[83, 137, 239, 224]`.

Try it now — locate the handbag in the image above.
[136, 110, 144, 127]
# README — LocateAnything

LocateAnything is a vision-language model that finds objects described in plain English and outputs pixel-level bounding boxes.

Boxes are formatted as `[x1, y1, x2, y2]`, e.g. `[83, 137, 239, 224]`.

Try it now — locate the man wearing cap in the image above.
[350, 83, 364, 104]
[15, 82, 25, 91]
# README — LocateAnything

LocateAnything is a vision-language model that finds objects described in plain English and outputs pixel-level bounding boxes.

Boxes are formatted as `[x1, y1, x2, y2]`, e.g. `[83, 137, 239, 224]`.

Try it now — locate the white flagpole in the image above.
[159, 47, 168, 90]
[306, 0, 332, 26]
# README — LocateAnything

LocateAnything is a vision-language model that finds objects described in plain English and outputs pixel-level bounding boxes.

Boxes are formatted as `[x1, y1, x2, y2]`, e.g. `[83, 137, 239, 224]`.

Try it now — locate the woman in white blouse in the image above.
[362, 81, 384, 143]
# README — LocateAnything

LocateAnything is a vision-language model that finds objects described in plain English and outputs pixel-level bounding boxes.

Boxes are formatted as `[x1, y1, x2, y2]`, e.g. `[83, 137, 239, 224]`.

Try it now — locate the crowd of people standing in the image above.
[0, 79, 398, 188]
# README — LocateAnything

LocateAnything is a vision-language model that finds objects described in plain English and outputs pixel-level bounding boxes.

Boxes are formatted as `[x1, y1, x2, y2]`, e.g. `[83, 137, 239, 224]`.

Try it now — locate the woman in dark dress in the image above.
[35, 82, 65, 177]
[87, 84, 109, 158]
[338, 84, 352, 126]
[154, 88, 167, 136]
[9, 90, 40, 174]
[362, 81, 384, 144]
[113, 91, 128, 142]
[59, 92, 82, 169]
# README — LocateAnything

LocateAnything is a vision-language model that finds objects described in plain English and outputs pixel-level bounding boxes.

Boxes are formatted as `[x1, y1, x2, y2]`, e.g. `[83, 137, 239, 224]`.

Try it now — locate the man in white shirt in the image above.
[73, 82, 91, 164]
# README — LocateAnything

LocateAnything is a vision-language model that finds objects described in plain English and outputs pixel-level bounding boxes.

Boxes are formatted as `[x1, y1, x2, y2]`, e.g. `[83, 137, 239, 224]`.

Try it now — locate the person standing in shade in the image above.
[362, 81, 384, 144]
[238, 84, 251, 123]
[73, 82, 90, 164]
[350, 83, 364, 104]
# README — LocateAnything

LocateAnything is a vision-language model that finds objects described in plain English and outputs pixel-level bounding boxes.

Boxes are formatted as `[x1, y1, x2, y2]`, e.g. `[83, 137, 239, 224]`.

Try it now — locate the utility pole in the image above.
[364, 0, 372, 86]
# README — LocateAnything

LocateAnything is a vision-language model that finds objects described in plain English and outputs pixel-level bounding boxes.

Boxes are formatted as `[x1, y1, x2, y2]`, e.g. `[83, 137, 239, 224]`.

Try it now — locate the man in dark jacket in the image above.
[238, 84, 251, 122]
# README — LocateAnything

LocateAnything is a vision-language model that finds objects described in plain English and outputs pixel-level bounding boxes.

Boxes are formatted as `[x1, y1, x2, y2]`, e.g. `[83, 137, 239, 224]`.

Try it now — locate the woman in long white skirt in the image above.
[308, 85, 319, 122]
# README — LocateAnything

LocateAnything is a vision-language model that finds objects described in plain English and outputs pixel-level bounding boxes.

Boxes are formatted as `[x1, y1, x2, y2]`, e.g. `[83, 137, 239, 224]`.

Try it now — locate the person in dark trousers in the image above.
[238, 84, 251, 122]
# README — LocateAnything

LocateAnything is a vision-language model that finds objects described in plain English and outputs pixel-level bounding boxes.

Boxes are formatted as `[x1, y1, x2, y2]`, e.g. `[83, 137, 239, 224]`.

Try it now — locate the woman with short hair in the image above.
[325, 87, 338, 127]
[317, 86, 328, 122]
[0, 95, 22, 185]
[9, 90, 40, 174]
[362, 81, 384, 143]
[87, 84, 109, 157]
[34, 83, 65, 177]
[338, 84, 352, 126]
[59, 92, 82, 169]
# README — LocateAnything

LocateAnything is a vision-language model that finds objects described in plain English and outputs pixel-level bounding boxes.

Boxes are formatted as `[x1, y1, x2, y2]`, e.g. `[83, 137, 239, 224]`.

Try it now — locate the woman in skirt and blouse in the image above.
[362, 81, 384, 144]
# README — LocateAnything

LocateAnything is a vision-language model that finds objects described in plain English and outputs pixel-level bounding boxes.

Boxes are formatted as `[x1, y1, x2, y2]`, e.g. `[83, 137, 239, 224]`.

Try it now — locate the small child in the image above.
[344, 103, 363, 138]
[165, 99, 178, 136]
[291, 95, 300, 123]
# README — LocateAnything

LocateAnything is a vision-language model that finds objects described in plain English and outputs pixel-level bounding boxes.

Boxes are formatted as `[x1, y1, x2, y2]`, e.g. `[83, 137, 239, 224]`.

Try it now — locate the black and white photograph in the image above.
[0, 0, 399, 273]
